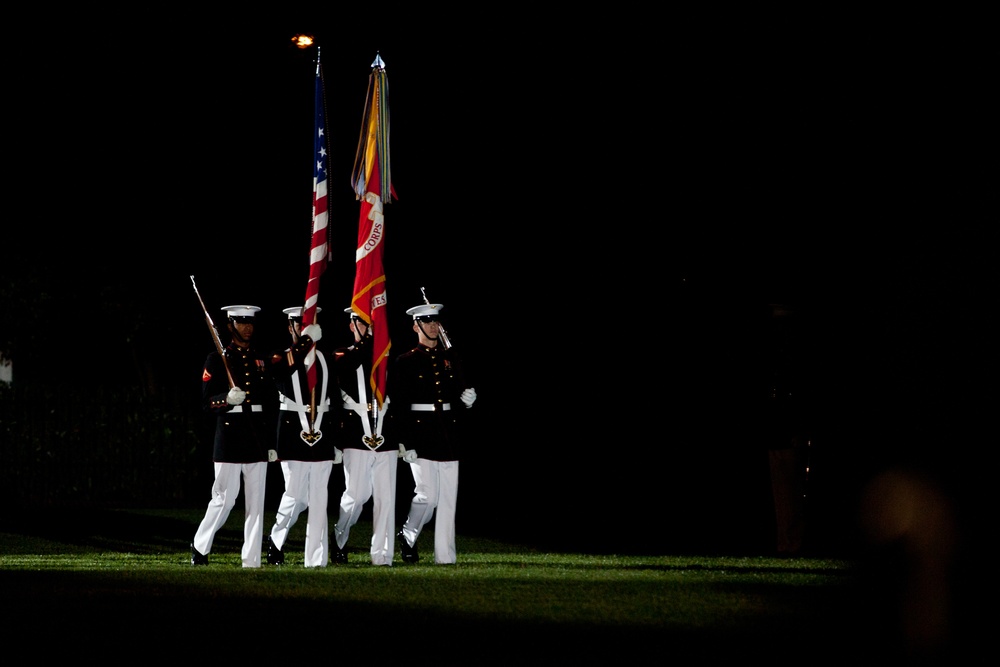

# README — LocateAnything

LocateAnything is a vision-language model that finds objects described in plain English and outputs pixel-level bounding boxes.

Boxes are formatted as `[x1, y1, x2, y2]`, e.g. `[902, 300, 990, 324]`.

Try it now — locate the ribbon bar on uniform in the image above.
[410, 403, 451, 412]
[228, 404, 263, 413]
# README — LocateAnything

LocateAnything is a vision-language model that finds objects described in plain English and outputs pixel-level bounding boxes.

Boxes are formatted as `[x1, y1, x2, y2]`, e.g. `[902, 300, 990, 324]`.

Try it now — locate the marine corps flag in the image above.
[302, 49, 331, 398]
[349, 53, 395, 411]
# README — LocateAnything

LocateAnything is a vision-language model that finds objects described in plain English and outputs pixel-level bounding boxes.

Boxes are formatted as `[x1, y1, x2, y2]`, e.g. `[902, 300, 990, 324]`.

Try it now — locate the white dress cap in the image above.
[406, 303, 444, 319]
[283, 306, 321, 319]
[222, 305, 261, 318]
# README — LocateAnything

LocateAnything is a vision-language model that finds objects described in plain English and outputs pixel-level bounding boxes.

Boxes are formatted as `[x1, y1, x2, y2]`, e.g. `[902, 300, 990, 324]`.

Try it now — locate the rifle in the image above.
[190, 275, 235, 388]
[420, 286, 452, 349]
[419, 287, 471, 391]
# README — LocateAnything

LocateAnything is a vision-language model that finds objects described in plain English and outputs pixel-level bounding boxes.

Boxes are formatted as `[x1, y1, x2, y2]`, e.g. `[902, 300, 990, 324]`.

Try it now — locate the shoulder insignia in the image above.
[202, 369, 212, 382]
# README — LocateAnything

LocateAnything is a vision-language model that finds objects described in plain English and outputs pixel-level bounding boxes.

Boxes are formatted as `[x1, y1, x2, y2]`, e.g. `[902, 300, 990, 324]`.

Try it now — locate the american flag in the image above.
[302, 54, 330, 396]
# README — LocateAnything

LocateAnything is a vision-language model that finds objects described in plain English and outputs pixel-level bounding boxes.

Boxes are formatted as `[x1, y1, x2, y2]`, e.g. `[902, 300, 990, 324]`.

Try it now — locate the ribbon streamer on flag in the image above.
[301, 48, 331, 404]
[349, 53, 395, 413]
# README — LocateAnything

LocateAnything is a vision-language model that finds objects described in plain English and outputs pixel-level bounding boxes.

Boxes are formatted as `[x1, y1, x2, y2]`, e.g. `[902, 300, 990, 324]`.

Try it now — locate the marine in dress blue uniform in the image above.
[394, 303, 477, 565]
[332, 307, 396, 565]
[265, 307, 342, 568]
[192, 305, 278, 568]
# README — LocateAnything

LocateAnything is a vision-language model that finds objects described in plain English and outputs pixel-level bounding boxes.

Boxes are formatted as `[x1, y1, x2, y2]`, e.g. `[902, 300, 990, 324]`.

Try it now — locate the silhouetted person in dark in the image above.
[763, 302, 811, 556]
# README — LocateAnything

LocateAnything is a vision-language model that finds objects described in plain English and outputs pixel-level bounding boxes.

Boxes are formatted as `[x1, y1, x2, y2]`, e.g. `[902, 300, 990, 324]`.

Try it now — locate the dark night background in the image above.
[2, 9, 992, 563]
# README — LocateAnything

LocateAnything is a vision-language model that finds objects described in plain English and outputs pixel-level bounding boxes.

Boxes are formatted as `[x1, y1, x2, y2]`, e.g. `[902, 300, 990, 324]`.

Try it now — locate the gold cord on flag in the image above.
[349, 53, 394, 419]
[351, 60, 392, 205]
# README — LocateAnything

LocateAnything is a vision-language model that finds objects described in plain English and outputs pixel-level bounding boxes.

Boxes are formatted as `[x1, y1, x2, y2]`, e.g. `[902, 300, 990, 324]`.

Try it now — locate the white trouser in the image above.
[270, 460, 334, 567]
[401, 459, 459, 564]
[193, 461, 267, 568]
[335, 448, 398, 565]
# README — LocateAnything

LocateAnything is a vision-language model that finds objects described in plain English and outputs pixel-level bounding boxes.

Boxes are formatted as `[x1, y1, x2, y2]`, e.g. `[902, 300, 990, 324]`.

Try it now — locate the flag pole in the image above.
[299, 42, 331, 440]
[350, 53, 393, 447]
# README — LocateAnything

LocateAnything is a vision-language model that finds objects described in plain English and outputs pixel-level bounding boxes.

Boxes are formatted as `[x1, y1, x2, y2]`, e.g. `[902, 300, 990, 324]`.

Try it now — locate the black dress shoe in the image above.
[267, 536, 284, 565]
[333, 545, 348, 564]
[397, 530, 419, 564]
[191, 542, 208, 566]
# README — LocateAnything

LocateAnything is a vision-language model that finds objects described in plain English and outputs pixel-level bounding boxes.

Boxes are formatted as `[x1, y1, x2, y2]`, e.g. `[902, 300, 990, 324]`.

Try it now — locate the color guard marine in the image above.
[192, 305, 278, 568]
[331, 307, 397, 565]
[394, 302, 477, 565]
[265, 306, 341, 567]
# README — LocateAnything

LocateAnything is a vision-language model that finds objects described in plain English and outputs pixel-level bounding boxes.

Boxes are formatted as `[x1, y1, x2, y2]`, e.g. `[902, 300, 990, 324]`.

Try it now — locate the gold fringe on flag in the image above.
[351, 56, 392, 205]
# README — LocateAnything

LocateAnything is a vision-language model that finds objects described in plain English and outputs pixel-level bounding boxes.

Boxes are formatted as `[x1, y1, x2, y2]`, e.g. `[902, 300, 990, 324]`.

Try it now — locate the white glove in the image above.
[267, 449, 278, 463]
[332, 447, 343, 465]
[302, 323, 322, 343]
[460, 387, 477, 408]
[226, 387, 246, 405]
[403, 448, 418, 463]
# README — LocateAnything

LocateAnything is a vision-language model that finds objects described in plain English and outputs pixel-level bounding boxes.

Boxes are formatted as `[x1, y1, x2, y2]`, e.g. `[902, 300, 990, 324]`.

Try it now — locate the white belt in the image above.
[410, 403, 451, 411]
[280, 401, 329, 413]
[228, 404, 263, 413]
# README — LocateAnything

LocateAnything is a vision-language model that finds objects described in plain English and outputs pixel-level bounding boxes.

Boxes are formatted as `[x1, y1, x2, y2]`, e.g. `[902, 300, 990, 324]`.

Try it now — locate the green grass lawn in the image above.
[0, 508, 973, 663]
